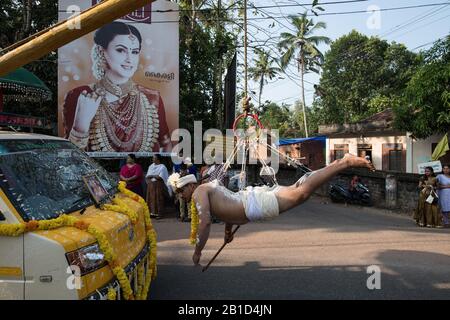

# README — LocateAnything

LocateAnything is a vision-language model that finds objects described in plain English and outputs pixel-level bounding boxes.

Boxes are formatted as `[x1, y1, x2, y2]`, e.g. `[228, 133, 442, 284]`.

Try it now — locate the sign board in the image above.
[0, 112, 52, 129]
[58, 0, 179, 157]
[418, 160, 442, 174]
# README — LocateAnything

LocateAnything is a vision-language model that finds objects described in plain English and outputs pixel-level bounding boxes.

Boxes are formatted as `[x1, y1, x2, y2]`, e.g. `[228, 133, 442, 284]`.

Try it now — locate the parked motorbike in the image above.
[328, 181, 372, 206]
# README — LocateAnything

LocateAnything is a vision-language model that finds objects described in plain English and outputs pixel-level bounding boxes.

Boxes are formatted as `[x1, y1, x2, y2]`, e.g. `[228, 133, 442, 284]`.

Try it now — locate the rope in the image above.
[243, 0, 248, 106]
[240, 139, 248, 191]
[249, 138, 278, 186]
[215, 138, 243, 179]
[265, 142, 311, 171]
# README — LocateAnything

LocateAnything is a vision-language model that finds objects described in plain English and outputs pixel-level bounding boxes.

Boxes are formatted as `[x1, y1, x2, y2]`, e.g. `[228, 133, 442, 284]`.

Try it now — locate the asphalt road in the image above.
[148, 197, 450, 300]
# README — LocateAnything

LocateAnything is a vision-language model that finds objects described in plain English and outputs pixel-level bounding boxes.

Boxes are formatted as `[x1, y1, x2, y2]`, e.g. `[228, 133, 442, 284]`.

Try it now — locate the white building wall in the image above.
[328, 135, 406, 171]
[411, 133, 446, 173]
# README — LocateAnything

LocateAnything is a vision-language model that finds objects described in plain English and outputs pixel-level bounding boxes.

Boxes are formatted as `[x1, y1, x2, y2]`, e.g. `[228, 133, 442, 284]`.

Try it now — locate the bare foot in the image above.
[343, 153, 376, 171]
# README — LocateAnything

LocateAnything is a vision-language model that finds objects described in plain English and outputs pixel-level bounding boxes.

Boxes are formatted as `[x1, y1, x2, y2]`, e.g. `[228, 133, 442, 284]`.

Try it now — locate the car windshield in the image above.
[0, 139, 117, 221]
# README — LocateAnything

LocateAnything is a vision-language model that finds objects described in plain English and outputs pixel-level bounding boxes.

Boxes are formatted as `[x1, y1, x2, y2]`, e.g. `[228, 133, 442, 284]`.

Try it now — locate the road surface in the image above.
[148, 197, 450, 299]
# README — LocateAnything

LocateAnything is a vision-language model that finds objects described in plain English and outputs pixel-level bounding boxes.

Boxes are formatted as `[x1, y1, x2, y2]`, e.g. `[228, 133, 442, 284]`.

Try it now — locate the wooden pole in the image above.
[202, 225, 240, 272]
[0, 0, 154, 76]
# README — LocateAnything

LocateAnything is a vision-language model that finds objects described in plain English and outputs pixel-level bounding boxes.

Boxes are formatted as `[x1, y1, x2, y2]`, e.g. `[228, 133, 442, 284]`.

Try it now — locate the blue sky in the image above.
[240, 0, 450, 108]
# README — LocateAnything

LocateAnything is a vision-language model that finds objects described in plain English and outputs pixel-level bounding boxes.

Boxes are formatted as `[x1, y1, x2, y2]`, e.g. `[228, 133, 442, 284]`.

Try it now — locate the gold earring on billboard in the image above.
[91, 45, 106, 80]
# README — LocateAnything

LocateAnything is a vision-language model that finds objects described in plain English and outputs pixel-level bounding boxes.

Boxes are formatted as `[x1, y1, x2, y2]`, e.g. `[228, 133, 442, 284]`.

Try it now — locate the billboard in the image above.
[58, 0, 179, 157]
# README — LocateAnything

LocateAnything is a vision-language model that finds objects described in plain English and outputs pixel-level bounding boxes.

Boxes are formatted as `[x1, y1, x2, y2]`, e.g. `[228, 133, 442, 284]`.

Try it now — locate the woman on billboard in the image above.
[62, 22, 172, 153]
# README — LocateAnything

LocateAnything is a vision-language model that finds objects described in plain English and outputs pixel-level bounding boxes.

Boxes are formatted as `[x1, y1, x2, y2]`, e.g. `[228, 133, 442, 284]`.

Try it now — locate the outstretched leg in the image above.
[276, 154, 375, 213]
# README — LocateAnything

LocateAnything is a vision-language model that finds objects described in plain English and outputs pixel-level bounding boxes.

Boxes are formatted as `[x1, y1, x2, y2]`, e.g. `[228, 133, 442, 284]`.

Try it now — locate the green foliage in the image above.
[393, 36, 450, 139]
[1, 0, 58, 124]
[315, 30, 420, 124]
[278, 12, 330, 73]
[258, 100, 316, 138]
[248, 50, 281, 109]
[258, 102, 291, 136]
[277, 12, 330, 137]
[178, 0, 240, 132]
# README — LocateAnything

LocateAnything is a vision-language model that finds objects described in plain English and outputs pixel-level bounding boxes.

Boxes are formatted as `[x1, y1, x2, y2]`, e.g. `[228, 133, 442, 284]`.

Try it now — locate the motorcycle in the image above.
[328, 181, 372, 206]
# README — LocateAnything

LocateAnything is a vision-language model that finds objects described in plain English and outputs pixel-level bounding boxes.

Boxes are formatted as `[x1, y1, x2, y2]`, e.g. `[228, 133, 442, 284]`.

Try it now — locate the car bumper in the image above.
[85, 242, 151, 300]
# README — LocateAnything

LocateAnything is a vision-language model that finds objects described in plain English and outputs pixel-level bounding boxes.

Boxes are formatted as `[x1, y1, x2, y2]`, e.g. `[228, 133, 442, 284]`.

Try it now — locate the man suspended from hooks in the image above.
[168, 150, 375, 266]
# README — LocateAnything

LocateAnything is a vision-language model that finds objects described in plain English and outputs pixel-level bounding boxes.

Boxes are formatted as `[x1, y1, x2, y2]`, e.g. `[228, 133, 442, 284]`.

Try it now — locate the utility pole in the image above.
[217, 0, 224, 130]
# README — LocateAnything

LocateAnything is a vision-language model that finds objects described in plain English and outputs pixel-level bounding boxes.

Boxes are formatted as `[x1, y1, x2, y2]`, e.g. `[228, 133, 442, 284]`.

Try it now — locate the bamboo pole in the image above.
[0, 0, 154, 76]
[202, 225, 240, 272]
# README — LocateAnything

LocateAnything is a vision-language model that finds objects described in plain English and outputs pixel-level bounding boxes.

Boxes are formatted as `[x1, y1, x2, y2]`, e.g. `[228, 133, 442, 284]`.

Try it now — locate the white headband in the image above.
[168, 173, 197, 191]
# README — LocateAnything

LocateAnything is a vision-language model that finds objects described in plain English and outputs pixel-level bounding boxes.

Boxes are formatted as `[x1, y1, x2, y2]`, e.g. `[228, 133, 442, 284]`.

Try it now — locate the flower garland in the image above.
[117, 182, 158, 285]
[189, 200, 199, 245]
[0, 215, 77, 237]
[102, 196, 138, 224]
[135, 263, 145, 299]
[0, 181, 158, 300]
[140, 255, 153, 300]
[107, 287, 117, 300]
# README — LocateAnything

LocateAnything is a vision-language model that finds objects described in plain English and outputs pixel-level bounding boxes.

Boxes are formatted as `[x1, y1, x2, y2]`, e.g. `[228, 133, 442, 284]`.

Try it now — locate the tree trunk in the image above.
[258, 75, 263, 111]
[191, 0, 196, 30]
[217, 0, 223, 130]
[16, 0, 32, 41]
[300, 50, 309, 137]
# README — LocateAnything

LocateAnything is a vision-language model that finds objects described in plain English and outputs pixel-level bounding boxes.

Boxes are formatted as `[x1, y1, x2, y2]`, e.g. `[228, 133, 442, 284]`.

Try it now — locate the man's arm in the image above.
[192, 188, 212, 265]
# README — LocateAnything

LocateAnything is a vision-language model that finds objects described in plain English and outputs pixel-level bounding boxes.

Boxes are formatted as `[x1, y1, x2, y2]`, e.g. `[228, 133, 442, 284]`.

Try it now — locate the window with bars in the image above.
[382, 143, 405, 172]
[334, 150, 346, 160]
[333, 144, 348, 161]
[389, 150, 403, 171]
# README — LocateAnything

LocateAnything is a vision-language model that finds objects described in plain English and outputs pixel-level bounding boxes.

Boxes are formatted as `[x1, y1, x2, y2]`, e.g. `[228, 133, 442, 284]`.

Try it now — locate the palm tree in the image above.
[248, 50, 281, 110]
[278, 12, 330, 137]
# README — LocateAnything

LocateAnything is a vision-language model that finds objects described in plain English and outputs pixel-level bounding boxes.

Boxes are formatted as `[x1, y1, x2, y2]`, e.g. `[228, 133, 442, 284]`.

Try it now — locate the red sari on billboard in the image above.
[62, 82, 172, 153]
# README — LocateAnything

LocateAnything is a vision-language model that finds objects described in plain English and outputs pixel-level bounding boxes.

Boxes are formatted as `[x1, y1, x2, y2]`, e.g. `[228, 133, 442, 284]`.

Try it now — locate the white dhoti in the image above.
[240, 185, 280, 221]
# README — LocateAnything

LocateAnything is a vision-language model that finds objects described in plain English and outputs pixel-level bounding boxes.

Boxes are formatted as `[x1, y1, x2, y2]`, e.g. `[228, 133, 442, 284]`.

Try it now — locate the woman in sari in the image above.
[414, 166, 440, 227]
[63, 21, 172, 152]
[437, 164, 450, 228]
[146, 154, 169, 219]
[119, 154, 144, 197]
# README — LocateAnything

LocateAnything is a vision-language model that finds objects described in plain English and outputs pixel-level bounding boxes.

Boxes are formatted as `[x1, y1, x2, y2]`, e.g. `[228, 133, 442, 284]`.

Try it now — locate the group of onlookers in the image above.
[119, 154, 170, 219]
[118, 154, 230, 221]
[414, 164, 450, 228]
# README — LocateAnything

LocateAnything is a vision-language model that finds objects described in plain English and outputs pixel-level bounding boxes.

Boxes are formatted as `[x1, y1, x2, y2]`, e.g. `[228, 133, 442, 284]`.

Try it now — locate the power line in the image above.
[141, 0, 370, 13]
[107, 2, 450, 24]
[56, 0, 369, 14]
[389, 13, 450, 41]
[298, 3, 450, 72]
[379, 3, 449, 38]
[411, 35, 448, 51]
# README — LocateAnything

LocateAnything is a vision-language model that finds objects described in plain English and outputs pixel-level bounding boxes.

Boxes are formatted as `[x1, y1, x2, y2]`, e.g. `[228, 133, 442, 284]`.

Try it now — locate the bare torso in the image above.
[194, 182, 249, 225]
[192, 181, 297, 225]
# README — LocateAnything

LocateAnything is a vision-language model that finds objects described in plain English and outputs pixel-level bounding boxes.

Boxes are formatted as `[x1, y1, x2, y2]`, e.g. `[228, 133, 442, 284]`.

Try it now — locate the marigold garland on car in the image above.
[0, 182, 157, 300]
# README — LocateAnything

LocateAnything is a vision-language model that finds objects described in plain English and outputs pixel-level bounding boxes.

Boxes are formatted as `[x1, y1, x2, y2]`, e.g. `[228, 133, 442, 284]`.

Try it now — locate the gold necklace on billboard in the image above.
[89, 79, 160, 152]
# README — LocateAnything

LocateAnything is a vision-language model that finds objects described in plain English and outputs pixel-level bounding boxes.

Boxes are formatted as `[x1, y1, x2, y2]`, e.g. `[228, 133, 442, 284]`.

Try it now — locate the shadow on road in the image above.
[149, 249, 450, 300]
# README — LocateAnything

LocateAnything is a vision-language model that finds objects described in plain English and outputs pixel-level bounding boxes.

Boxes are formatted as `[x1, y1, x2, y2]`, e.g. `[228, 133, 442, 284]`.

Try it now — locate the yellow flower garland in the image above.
[0, 215, 78, 237]
[107, 287, 116, 300]
[140, 255, 153, 300]
[0, 223, 25, 237]
[0, 181, 157, 301]
[102, 196, 138, 224]
[190, 200, 199, 245]
[135, 263, 145, 299]
[118, 182, 158, 287]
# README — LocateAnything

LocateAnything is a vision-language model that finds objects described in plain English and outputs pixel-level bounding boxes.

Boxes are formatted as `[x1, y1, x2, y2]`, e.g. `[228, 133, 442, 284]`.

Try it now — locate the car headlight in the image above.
[66, 243, 107, 275]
